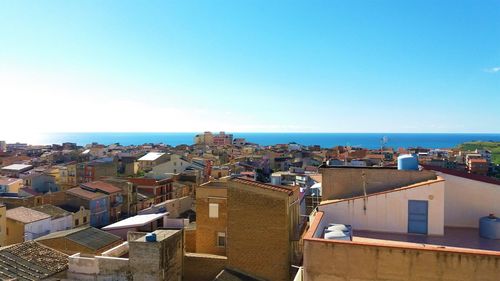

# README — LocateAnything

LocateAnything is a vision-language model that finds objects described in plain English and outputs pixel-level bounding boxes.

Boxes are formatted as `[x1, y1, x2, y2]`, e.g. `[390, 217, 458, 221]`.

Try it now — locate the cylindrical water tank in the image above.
[397, 154, 419, 170]
[479, 214, 500, 239]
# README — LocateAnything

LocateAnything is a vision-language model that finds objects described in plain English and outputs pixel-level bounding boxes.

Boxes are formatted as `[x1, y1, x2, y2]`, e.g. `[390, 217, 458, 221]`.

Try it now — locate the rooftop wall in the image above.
[303, 238, 500, 281]
[320, 167, 437, 200]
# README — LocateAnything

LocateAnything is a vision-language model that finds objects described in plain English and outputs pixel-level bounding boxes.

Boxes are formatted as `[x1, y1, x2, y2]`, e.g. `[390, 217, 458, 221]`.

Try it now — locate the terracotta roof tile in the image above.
[231, 178, 296, 195]
[81, 181, 121, 194]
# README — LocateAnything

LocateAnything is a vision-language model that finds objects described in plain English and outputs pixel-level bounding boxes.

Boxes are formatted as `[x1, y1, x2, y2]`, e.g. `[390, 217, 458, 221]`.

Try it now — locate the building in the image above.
[36, 226, 122, 255]
[6, 206, 52, 245]
[0, 163, 33, 177]
[137, 152, 169, 172]
[0, 241, 69, 280]
[213, 132, 233, 146]
[59, 204, 91, 228]
[0, 177, 23, 193]
[67, 229, 183, 281]
[77, 157, 117, 183]
[467, 158, 489, 175]
[65, 186, 110, 228]
[300, 164, 500, 281]
[195, 177, 300, 281]
[102, 177, 138, 217]
[31, 204, 73, 233]
[80, 181, 124, 222]
[194, 131, 215, 145]
[0, 141, 6, 152]
[58, 162, 77, 187]
[128, 177, 173, 205]
[196, 181, 228, 256]
[149, 154, 205, 179]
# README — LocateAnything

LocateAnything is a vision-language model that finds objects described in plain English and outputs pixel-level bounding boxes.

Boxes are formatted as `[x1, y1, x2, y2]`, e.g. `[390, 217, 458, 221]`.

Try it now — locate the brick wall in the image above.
[183, 252, 227, 281]
[185, 228, 196, 253]
[227, 184, 291, 281]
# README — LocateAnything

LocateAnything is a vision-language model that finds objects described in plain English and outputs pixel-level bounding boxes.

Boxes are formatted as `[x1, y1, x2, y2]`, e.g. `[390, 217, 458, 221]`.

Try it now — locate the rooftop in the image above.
[31, 204, 72, 219]
[353, 227, 500, 253]
[81, 180, 122, 194]
[0, 164, 33, 171]
[102, 213, 168, 230]
[138, 152, 165, 161]
[7, 206, 51, 224]
[66, 187, 107, 200]
[306, 212, 500, 257]
[132, 229, 180, 242]
[0, 177, 22, 185]
[36, 226, 122, 251]
[231, 177, 297, 195]
[0, 241, 68, 280]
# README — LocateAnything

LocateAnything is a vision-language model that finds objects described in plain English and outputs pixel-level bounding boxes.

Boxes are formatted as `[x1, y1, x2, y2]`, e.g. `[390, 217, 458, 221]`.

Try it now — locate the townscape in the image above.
[0, 131, 498, 280]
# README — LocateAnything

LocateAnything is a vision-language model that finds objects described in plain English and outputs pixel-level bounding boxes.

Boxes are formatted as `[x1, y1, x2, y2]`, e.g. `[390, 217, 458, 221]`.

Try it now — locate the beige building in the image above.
[137, 152, 169, 172]
[6, 207, 52, 245]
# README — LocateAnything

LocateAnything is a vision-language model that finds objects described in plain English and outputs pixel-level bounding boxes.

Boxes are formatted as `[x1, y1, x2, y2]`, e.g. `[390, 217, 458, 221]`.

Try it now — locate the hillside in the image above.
[457, 141, 500, 165]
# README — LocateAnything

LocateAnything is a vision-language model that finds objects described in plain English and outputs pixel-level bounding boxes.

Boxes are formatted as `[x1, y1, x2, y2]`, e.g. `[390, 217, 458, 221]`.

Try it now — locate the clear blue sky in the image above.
[1, 0, 499, 133]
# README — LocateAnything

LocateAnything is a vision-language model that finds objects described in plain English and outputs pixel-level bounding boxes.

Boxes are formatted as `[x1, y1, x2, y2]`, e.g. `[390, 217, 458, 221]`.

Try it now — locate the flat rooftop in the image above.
[352, 227, 500, 253]
[133, 229, 180, 242]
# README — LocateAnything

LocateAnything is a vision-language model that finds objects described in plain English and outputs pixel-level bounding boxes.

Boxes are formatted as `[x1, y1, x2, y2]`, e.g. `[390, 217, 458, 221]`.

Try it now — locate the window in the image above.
[217, 232, 226, 247]
[209, 203, 219, 218]
[75, 219, 79, 226]
[83, 216, 87, 223]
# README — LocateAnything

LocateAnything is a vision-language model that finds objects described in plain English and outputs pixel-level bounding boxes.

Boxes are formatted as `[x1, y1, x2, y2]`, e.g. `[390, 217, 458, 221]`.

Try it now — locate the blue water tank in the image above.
[397, 154, 419, 171]
[145, 232, 157, 242]
[479, 214, 500, 239]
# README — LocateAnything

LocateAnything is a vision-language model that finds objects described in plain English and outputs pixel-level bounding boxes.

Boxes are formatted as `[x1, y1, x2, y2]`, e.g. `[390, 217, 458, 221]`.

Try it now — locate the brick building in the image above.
[195, 177, 300, 281]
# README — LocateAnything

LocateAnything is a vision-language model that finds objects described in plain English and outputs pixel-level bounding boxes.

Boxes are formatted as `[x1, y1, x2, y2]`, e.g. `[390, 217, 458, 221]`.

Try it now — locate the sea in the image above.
[31, 133, 500, 149]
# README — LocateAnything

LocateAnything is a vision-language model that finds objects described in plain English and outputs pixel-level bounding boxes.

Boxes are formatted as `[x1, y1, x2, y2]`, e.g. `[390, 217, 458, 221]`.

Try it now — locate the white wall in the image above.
[149, 155, 191, 178]
[436, 172, 500, 228]
[25, 218, 52, 240]
[318, 180, 445, 235]
[51, 215, 73, 232]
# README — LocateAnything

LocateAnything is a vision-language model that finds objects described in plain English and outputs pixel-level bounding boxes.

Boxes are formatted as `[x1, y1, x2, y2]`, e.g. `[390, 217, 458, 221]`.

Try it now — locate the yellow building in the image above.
[0, 177, 23, 194]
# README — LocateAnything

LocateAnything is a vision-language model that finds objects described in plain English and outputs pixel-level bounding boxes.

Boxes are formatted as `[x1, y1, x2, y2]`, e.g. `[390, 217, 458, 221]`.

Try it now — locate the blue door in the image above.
[408, 200, 428, 234]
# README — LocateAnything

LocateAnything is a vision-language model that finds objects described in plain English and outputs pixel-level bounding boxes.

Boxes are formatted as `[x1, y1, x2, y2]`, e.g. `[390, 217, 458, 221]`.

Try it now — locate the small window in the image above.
[209, 203, 219, 218]
[75, 219, 79, 226]
[83, 217, 87, 223]
[217, 232, 226, 247]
